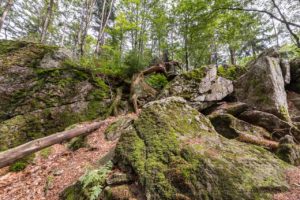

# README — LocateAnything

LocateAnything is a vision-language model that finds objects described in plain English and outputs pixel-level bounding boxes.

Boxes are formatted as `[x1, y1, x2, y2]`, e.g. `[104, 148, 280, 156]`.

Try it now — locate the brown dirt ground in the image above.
[0, 112, 300, 200]
[0, 114, 136, 200]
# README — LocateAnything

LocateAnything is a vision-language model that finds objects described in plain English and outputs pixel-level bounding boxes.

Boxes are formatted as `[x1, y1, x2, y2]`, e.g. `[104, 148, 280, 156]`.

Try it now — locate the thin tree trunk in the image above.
[41, 0, 55, 43]
[80, 0, 96, 56]
[0, 0, 14, 33]
[270, 0, 300, 47]
[229, 47, 236, 65]
[95, 0, 114, 55]
[0, 121, 106, 168]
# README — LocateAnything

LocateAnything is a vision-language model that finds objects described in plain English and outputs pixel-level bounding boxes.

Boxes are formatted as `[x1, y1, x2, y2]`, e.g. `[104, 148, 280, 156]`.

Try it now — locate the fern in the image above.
[79, 161, 113, 200]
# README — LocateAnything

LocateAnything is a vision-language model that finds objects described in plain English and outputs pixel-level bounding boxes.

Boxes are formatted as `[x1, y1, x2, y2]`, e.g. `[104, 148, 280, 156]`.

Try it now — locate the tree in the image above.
[40, 0, 55, 43]
[94, 0, 115, 54]
[0, 0, 14, 33]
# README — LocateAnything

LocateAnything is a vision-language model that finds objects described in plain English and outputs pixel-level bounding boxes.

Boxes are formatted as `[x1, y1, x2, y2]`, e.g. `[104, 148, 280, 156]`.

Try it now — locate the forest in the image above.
[0, 0, 300, 200]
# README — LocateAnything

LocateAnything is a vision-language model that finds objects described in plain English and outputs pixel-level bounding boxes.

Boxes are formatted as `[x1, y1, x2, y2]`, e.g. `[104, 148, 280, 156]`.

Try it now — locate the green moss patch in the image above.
[115, 97, 291, 200]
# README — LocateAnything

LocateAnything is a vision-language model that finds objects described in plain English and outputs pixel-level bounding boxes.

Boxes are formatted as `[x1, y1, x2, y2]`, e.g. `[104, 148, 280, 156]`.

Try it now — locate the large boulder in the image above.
[289, 58, 300, 92]
[114, 97, 291, 200]
[160, 66, 233, 110]
[239, 110, 300, 142]
[0, 40, 110, 150]
[235, 48, 290, 121]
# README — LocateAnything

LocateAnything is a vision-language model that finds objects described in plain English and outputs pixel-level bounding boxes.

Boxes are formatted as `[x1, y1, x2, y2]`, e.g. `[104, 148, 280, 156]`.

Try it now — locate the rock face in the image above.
[104, 116, 134, 141]
[289, 58, 300, 93]
[235, 48, 290, 121]
[239, 110, 300, 141]
[160, 66, 233, 110]
[115, 97, 290, 200]
[0, 40, 110, 151]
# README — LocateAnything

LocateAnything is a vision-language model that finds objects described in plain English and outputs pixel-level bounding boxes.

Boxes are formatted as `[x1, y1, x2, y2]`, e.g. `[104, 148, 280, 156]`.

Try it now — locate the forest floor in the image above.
[0, 113, 300, 200]
[0, 114, 136, 200]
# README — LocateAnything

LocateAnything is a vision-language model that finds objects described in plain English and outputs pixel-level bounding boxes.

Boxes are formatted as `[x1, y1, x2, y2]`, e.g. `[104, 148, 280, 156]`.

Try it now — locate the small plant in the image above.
[9, 154, 35, 172]
[67, 136, 88, 151]
[146, 74, 168, 90]
[40, 147, 52, 159]
[79, 161, 113, 200]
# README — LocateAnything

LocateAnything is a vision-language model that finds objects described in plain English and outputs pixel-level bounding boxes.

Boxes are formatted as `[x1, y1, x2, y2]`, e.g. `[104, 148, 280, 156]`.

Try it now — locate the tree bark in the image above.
[41, 0, 55, 43]
[270, 0, 300, 48]
[0, 0, 14, 33]
[95, 0, 114, 55]
[0, 121, 105, 168]
[229, 47, 236, 65]
[130, 62, 180, 113]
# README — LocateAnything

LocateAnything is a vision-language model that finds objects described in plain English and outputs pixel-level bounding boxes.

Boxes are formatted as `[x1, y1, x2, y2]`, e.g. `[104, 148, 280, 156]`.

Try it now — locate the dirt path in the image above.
[274, 167, 300, 200]
[0, 115, 130, 200]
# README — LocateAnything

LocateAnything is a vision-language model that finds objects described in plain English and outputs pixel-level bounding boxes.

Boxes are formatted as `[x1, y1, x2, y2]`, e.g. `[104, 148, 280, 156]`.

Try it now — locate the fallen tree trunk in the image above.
[0, 120, 105, 168]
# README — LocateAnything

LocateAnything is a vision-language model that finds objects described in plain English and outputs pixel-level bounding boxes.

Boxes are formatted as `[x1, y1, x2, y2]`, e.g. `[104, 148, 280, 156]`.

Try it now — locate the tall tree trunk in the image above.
[95, 0, 114, 55]
[0, 0, 14, 33]
[41, 0, 55, 43]
[270, 0, 300, 48]
[229, 47, 236, 65]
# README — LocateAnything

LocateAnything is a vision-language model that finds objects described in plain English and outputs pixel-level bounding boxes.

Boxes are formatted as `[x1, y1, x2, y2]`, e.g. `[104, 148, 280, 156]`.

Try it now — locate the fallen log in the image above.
[0, 120, 105, 168]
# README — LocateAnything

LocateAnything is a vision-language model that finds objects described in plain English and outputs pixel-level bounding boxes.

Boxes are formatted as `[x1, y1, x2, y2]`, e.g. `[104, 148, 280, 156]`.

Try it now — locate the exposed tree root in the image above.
[107, 87, 123, 116]
[130, 61, 180, 113]
[237, 132, 279, 150]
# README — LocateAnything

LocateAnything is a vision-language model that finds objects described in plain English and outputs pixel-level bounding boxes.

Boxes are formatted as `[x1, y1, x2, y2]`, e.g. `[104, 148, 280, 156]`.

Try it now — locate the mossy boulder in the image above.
[239, 110, 300, 142]
[114, 97, 291, 200]
[160, 66, 233, 110]
[235, 48, 290, 121]
[104, 116, 133, 141]
[276, 135, 300, 166]
[289, 57, 300, 92]
[209, 113, 271, 140]
[0, 40, 110, 151]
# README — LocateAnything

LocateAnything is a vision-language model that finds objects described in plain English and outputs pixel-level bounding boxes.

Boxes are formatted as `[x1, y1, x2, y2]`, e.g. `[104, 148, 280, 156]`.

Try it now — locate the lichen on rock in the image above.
[235, 48, 291, 121]
[160, 66, 233, 111]
[0, 40, 111, 150]
[114, 97, 291, 200]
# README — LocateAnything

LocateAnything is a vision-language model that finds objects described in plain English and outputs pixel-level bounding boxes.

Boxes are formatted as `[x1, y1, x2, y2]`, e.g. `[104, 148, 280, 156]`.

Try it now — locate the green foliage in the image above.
[40, 147, 52, 159]
[218, 65, 247, 80]
[280, 44, 300, 59]
[123, 50, 149, 78]
[67, 136, 88, 151]
[9, 154, 35, 172]
[79, 161, 113, 200]
[146, 74, 168, 90]
[183, 66, 207, 81]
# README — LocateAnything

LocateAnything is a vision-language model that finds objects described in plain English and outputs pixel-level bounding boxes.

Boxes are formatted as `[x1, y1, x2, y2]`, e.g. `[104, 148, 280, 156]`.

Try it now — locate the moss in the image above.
[182, 66, 207, 81]
[68, 136, 88, 151]
[279, 105, 290, 122]
[217, 65, 247, 80]
[145, 74, 168, 90]
[115, 97, 291, 200]
[9, 154, 35, 172]
[0, 40, 111, 150]
[0, 40, 58, 72]
[40, 147, 52, 159]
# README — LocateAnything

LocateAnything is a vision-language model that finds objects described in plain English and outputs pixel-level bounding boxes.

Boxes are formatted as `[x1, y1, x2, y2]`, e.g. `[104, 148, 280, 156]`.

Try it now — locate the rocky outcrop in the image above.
[0, 40, 111, 151]
[160, 66, 233, 110]
[239, 110, 300, 141]
[104, 116, 134, 141]
[114, 97, 291, 200]
[289, 58, 300, 93]
[276, 135, 300, 166]
[235, 48, 290, 121]
[209, 113, 277, 149]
